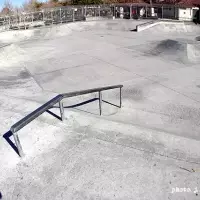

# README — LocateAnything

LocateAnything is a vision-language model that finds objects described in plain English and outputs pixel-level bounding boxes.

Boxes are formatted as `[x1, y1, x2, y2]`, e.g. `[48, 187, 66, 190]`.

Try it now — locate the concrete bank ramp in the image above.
[137, 21, 200, 34]
[187, 43, 200, 63]
[153, 22, 200, 34]
[0, 21, 102, 43]
[138, 39, 200, 64]
[0, 44, 27, 66]
[0, 19, 146, 43]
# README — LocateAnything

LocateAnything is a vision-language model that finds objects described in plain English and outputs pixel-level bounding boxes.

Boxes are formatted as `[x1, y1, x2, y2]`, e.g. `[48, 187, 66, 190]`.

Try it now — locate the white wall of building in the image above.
[179, 8, 192, 21]
[178, 7, 199, 21]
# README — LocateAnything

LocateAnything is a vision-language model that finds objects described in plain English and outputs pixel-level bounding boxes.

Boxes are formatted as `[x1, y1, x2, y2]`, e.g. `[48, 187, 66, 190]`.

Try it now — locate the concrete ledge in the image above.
[86, 16, 113, 21]
[136, 21, 158, 32]
[136, 20, 184, 32]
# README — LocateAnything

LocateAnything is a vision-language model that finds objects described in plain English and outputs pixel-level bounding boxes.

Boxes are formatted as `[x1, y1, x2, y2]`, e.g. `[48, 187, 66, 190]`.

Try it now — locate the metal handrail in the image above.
[10, 95, 63, 133]
[10, 84, 123, 157]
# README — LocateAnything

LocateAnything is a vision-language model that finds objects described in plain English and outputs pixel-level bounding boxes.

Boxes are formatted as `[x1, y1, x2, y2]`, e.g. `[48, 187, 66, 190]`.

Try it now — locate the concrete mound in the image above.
[148, 39, 200, 64]
[151, 39, 184, 55]
[0, 29, 35, 43]
[0, 44, 27, 66]
[196, 36, 200, 41]
[0, 21, 96, 43]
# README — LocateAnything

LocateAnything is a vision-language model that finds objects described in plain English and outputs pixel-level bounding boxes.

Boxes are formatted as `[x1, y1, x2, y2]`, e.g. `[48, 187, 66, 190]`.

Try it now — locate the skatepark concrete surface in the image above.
[0, 19, 200, 199]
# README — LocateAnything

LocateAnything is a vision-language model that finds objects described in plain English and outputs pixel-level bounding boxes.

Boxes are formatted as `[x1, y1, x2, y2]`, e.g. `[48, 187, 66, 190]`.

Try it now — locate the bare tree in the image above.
[0, 0, 13, 15]
[22, 0, 43, 12]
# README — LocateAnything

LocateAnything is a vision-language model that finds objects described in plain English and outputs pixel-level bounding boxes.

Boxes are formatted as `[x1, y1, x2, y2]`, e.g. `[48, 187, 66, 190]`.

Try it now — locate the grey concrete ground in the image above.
[0, 19, 200, 199]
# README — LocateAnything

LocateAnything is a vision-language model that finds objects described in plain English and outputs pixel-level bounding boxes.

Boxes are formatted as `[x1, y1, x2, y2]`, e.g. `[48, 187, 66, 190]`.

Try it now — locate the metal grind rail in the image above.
[10, 84, 123, 157]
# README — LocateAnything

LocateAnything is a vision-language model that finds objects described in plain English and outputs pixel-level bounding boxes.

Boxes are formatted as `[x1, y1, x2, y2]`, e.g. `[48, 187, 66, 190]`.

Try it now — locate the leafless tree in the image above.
[0, 0, 13, 15]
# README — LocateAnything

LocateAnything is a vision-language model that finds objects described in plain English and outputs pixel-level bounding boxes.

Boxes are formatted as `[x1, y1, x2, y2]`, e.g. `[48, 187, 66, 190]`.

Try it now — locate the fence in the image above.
[0, 5, 114, 30]
[10, 84, 123, 157]
[0, 4, 199, 31]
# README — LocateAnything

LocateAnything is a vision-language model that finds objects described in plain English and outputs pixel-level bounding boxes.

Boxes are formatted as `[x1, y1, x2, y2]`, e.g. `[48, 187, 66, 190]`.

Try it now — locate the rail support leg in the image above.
[13, 132, 24, 157]
[59, 100, 65, 121]
[99, 91, 102, 115]
[120, 87, 122, 108]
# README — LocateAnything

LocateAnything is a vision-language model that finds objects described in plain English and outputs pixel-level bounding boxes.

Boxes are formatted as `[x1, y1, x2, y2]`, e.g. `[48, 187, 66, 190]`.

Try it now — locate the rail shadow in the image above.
[3, 131, 20, 156]
[130, 28, 137, 32]
[46, 110, 62, 121]
[3, 98, 99, 156]
[51, 97, 99, 109]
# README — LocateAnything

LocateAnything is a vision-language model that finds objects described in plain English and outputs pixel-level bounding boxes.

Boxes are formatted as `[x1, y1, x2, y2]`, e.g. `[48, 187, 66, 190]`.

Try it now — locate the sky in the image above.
[0, 0, 46, 9]
[0, 0, 24, 7]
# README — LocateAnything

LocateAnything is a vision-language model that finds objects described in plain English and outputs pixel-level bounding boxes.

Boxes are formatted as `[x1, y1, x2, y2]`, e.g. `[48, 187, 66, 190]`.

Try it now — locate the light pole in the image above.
[150, 0, 152, 17]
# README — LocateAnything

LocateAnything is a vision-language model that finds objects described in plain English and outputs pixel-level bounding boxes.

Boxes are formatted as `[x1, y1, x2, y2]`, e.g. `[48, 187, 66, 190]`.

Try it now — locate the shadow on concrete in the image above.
[65, 98, 99, 109]
[2, 98, 100, 156]
[3, 131, 20, 156]
[130, 28, 137, 32]
[72, 107, 100, 116]
[46, 110, 62, 121]
[0, 191, 2, 199]
[51, 97, 99, 115]
[51, 97, 99, 109]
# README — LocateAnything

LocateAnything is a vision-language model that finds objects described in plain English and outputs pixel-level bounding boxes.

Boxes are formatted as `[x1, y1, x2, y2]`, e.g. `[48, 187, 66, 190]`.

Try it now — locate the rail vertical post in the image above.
[13, 132, 24, 157]
[99, 91, 102, 115]
[120, 87, 122, 108]
[59, 100, 65, 121]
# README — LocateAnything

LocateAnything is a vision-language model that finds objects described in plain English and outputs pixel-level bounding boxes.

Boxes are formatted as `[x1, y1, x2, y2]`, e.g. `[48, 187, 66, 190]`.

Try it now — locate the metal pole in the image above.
[60, 8, 62, 23]
[162, 6, 163, 19]
[59, 100, 65, 121]
[130, 4, 132, 19]
[99, 6, 100, 17]
[72, 9, 74, 22]
[82, 7, 84, 18]
[173, 0, 176, 19]
[85, 6, 87, 18]
[136, 5, 138, 16]
[120, 87, 122, 108]
[8, 16, 10, 29]
[42, 11, 44, 22]
[13, 132, 24, 157]
[24, 15, 26, 30]
[146, 5, 148, 18]
[51, 10, 53, 25]
[99, 91, 102, 115]
[19, 16, 21, 29]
